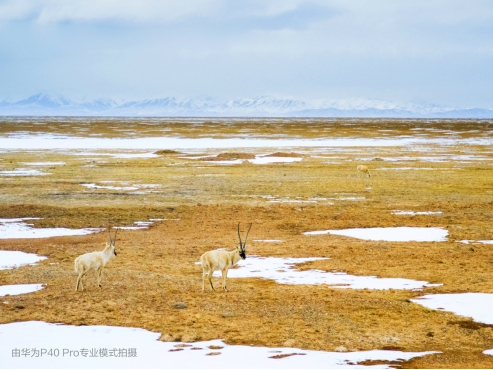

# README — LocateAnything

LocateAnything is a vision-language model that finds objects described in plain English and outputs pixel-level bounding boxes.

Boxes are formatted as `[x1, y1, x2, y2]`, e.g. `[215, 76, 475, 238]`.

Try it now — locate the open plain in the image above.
[1, 117, 493, 368]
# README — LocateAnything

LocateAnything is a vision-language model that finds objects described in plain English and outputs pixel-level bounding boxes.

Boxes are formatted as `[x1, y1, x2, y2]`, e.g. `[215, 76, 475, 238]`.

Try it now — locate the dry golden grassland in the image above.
[1, 118, 493, 368]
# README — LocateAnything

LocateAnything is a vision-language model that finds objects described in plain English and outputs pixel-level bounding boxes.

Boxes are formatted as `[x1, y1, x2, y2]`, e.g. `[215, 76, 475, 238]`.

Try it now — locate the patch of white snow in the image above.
[411, 293, 493, 324]
[0, 219, 102, 239]
[210, 256, 440, 290]
[0, 321, 438, 369]
[0, 284, 44, 296]
[303, 227, 448, 242]
[0, 251, 47, 270]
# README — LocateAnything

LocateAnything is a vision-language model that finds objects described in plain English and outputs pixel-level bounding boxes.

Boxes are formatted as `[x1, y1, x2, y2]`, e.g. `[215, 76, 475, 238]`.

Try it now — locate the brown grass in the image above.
[1, 118, 493, 368]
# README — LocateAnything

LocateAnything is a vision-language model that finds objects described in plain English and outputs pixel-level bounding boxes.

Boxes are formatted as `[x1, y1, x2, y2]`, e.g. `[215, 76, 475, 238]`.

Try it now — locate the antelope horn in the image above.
[108, 225, 113, 244]
[237, 222, 242, 247]
[243, 223, 252, 248]
[113, 227, 118, 244]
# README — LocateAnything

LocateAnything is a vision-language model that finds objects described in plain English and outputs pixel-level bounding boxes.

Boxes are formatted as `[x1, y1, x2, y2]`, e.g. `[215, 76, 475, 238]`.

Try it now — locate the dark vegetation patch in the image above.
[264, 152, 304, 157]
[447, 320, 493, 330]
[382, 346, 405, 351]
[269, 353, 306, 359]
[208, 345, 224, 350]
[202, 152, 255, 161]
[276, 222, 304, 235]
[154, 150, 182, 155]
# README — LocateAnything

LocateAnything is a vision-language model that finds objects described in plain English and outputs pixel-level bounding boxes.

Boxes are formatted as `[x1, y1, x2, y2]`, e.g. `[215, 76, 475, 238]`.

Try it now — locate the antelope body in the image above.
[357, 165, 371, 177]
[201, 223, 251, 292]
[75, 228, 118, 292]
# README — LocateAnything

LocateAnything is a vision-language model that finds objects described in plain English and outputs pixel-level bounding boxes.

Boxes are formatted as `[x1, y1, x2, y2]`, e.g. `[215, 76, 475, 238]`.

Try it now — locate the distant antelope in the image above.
[357, 165, 371, 177]
[200, 223, 252, 292]
[75, 227, 118, 292]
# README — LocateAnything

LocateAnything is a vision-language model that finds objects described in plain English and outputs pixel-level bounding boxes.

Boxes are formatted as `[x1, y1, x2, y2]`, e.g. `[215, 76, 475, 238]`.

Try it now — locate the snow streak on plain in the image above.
[0, 321, 438, 369]
[303, 227, 448, 242]
[0, 284, 44, 297]
[204, 256, 440, 290]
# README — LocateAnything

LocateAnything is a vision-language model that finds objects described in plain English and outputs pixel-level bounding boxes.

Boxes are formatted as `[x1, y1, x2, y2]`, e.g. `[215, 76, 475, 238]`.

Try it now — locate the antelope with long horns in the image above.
[200, 223, 252, 292]
[75, 227, 118, 292]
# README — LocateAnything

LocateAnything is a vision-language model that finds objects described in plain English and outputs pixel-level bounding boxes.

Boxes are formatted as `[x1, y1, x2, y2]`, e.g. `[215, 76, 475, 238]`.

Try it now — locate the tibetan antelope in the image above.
[75, 227, 118, 292]
[200, 223, 252, 292]
[357, 165, 371, 177]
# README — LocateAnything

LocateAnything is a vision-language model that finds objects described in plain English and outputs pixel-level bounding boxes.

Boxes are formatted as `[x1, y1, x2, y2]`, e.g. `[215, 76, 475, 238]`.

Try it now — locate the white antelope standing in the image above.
[357, 164, 371, 177]
[75, 227, 118, 292]
[200, 223, 252, 292]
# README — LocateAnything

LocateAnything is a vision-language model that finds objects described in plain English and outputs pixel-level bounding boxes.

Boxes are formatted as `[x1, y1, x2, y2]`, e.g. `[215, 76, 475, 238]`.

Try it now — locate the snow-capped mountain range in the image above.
[1, 94, 492, 118]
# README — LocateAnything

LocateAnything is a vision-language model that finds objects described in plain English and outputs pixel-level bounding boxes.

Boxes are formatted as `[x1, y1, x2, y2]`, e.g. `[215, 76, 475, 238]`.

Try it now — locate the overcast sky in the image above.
[1, 0, 492, 108]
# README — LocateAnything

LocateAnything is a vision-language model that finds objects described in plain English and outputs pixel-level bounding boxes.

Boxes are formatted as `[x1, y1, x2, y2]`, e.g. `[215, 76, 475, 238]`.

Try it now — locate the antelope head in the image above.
[107, 226, 118, 256]
[237, 222, 252, 260]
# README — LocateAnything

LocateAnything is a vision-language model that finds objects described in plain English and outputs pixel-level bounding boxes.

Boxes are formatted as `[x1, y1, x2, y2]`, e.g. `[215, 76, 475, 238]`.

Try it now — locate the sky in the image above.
[0, 0, 492, 108]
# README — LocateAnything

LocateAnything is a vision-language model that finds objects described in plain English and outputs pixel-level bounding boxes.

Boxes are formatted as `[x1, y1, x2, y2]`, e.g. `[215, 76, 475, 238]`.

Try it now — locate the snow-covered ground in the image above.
[0, 321, 438, 369]
[267, 199, 317, 203]
[82, 183, 140, 191]
[411, 293, 493, 356]
[0, 218, 102, 239]
[115, 219, 178, 230]
[0, 169, 50, 176]
[359, 155, 492, 162]
[21, 162, 65, 166]
[117, 221, 154, 230]
[200, 256, 440, 290]
[82, 182, 162, 193]
[328, 197, 365, 201]
[259, 195, 330, 204]
[0, 218, 175, 237]
[411, 293, 493, 324]
[250, 156, 303, 165]
[375, 167, 439, 170]
[456, 240, 493, 245]
[108, 152, 159, 159]
[0, 284, 44, 296]
[303, 227, 448, 242]
[0, 250, 47, 270]
[0, 136, 426, 150]
[391, 211, 442, 215]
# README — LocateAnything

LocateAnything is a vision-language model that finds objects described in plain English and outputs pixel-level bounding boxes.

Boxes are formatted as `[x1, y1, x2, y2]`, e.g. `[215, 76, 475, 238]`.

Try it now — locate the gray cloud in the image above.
[0, 0, 492, 108]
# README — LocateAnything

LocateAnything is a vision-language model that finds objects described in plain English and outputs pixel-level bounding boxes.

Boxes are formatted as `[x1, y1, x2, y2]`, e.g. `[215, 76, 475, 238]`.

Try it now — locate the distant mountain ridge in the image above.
[1, 93, 492, 118]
